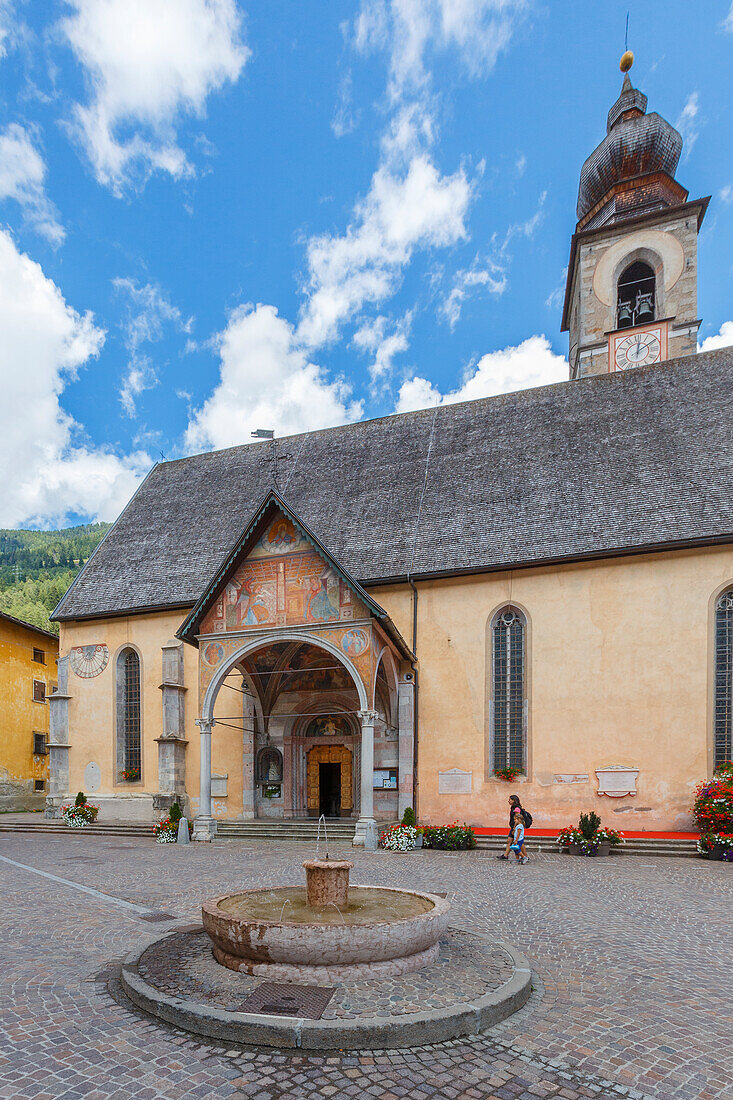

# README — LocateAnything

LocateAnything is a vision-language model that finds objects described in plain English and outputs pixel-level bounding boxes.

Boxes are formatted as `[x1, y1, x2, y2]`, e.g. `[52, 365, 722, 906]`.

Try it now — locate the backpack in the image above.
[521, 809, 533, 829]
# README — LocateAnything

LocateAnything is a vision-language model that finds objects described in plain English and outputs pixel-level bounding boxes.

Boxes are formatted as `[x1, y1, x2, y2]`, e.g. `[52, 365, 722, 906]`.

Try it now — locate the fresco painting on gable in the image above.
[200, 515, 367, 635]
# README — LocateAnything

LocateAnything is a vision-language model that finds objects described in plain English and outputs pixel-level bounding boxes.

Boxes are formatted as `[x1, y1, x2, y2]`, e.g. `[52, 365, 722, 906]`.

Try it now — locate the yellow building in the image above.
[47, 64, 733, 837]
[0, 612, 58, 812]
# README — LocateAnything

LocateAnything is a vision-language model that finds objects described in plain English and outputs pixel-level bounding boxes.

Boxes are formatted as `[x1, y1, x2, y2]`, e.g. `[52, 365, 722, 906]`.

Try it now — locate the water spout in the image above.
[323, 901, 345, 924]
[279, 898, 293, 922]
[315, 813, 330, 861]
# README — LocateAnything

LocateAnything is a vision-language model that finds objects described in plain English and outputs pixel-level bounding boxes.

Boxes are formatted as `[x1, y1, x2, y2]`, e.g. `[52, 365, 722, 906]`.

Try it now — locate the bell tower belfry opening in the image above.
[562, 52, 710, 379]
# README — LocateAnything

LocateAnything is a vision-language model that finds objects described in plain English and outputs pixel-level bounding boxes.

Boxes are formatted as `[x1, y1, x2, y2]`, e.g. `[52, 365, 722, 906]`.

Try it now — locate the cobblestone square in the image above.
[0, 835, 730, 1099]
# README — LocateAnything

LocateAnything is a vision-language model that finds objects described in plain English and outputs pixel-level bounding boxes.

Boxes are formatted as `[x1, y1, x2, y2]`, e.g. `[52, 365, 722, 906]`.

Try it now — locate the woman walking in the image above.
[497, 794, 530, 860]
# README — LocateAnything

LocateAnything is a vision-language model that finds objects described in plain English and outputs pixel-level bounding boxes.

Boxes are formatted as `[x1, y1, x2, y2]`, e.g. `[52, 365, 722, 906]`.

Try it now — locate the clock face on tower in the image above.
[611, 325, 666, 372]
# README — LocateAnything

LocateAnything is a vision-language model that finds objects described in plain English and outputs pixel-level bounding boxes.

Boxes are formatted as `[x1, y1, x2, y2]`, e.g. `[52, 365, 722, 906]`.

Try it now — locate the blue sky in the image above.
[1, 0, 732, 528]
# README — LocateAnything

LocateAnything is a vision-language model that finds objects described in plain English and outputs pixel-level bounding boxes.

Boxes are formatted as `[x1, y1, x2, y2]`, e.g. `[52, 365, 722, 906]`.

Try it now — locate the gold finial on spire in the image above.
[620, 50, 634, 73]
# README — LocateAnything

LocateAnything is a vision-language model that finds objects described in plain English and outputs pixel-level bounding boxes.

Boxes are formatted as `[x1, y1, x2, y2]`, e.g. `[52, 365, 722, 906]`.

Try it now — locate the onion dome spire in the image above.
[575, 54, 686, 230]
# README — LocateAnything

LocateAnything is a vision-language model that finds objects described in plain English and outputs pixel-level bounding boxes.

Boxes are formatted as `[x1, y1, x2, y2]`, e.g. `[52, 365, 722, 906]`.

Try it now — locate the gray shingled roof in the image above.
[55, 348, 733, 622]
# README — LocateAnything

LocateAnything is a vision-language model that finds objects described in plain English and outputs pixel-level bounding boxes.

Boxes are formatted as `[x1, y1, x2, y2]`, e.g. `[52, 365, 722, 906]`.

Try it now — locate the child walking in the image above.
[509, 807, 529, 864]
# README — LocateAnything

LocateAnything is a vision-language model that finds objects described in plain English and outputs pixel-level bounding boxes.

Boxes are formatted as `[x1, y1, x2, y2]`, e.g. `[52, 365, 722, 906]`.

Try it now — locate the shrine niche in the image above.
[257, 747, 283, 784]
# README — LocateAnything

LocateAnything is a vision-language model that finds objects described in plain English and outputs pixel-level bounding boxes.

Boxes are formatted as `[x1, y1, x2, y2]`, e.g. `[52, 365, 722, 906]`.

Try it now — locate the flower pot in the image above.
[712, 843, 728, 861]
[414, 834, 424, 849]
[569, 842, 582, 856]
[597, 841, 611, 857]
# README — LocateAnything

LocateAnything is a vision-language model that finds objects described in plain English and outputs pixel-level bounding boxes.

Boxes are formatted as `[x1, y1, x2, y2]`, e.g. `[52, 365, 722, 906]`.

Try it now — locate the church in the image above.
[48, 59, 733, 840]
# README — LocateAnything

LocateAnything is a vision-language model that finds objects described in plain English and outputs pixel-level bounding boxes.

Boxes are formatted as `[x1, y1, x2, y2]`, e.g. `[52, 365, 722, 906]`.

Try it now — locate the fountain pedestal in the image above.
[302, 858, 354, 909]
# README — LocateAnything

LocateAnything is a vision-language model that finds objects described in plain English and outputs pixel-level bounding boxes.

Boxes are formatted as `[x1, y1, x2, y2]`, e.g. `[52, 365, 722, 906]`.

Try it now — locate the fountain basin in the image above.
[202, 885, 451, 981]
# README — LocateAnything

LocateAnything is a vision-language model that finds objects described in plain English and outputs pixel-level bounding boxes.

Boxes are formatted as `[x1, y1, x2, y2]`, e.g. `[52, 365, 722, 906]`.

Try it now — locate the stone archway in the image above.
[194, 631, 376, 841]
[306, 744, 353, 817]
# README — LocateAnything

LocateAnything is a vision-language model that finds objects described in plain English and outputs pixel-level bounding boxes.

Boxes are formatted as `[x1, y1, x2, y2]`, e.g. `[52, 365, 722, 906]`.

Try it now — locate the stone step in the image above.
[0, 822, 154, 836]
[475, 834, 698, 857]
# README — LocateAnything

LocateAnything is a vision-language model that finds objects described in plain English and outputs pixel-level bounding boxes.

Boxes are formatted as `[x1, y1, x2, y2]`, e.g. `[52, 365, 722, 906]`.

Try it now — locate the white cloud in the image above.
[185, 303, 363, 452]
[395, 334, 567, 412]
[441, 258, 505, 329]
[354, 0, 527, 101]
[0, 229, 149, 526]
[297, 154, 472, 348]
[720, 185, 733, 204]
[61, 0, 249, 193]
[332, 72, 358, 138]
[699, 321, 733, 353]
[353, 311, 412, 380]
[0, 124, 65, 245]
[515, 153, 526, 176]
[676, 91, 700, 156]
[723, 4, 733, 32]
[113, 277, 191, 415]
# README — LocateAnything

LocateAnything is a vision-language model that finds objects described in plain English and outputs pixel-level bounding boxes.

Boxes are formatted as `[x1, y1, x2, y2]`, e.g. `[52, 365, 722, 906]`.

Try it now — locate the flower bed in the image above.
[420, 823, 476, 850]
[62, 802, 99, 828]
[153, 808, 193, 844]
[696, 832, 733, 861]
[380, 824, 417, 851]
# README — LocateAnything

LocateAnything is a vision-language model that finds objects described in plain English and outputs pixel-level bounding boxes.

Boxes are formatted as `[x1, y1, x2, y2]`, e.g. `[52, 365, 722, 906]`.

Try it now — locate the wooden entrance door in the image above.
[307, 744, 353, 817]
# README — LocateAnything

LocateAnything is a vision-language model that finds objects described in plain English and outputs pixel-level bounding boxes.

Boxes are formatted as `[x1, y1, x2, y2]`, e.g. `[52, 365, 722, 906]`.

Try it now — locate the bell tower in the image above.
[562, 53, 710, 379]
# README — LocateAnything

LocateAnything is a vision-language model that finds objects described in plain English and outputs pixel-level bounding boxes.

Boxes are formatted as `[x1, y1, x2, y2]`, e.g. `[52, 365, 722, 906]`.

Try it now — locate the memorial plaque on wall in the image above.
[438, 768, 472, 794]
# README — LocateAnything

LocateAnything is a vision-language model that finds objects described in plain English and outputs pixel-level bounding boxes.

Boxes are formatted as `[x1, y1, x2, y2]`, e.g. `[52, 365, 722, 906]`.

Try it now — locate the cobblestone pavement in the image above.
[0, 834, 730, 1100]
[137, 927, 514, 1018]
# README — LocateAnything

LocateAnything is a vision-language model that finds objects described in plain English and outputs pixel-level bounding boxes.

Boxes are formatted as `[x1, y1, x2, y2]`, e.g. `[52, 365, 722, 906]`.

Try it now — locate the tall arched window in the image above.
[617, 260, 655, 329]
[491, 607, 527, 774]
[117, 647, 141, 779]
[714, 590, 733, 769]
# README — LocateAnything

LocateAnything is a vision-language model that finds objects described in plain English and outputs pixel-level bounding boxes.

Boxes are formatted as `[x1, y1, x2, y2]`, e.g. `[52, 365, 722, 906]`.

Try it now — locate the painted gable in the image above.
[200, 513, 368, 635]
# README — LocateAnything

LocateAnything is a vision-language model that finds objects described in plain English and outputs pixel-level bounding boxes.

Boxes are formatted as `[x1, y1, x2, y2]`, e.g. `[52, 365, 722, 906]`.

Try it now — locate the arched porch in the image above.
[193, 631, 396, 842]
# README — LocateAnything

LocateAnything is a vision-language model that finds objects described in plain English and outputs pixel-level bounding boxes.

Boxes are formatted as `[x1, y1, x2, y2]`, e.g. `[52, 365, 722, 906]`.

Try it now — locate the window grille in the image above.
[34, 779, 45, 792]
[32, 732, 47, 755]
[32, 647, 45, 664]
[492, 608, 526, 772]
[32, 680, 46, 703]
[122, 649, 141, 775]
[714, 591, 733, 769]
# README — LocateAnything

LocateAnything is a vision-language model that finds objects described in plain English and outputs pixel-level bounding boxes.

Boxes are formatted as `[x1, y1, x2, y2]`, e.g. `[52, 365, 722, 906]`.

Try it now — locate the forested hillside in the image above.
[0, 524, 111, 634]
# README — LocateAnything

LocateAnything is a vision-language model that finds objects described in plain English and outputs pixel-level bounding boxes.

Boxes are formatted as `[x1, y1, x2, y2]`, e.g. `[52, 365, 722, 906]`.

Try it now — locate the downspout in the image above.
[408, 577, 419, 818]
[406, 404, 440, 823]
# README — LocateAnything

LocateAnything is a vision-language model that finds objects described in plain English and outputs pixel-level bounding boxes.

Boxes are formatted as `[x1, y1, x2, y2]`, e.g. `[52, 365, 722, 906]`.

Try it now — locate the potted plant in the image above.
[380, 824, 417, 851]
[493, 765, 523, 782]
[420, 823, 476, 850]
[691, 762, 733, 860]
[121, 767, 140, 782]
[595, 826, 624, 855]
[401, 807, 423, 848]
[153, 802, 192, 844]
[62, 791, 99, 829]
[558, 813, 623, 856]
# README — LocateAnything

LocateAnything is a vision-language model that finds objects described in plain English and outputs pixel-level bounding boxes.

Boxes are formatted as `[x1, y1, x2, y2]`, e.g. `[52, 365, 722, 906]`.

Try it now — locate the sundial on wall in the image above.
[70, 644, 109, 678]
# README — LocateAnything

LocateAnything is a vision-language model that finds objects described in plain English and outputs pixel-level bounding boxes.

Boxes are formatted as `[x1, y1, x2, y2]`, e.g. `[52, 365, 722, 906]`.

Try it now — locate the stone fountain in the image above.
[201, 855, 451, 982]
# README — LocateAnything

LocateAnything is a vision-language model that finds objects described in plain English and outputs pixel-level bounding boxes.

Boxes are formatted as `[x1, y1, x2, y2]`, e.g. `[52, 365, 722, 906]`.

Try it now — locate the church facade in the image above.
[48, 63, 733, 838]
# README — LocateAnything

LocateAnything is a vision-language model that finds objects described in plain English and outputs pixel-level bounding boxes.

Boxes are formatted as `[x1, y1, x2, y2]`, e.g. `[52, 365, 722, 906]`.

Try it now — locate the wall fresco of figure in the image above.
[201, 515, 367, 634]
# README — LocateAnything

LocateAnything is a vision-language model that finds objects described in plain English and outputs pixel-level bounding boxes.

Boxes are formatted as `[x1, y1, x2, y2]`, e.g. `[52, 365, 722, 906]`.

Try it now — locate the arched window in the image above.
[116, 648, 141, 780]
[491, 607, 527, 774]
[714, 590, 733, 769]
[617, 260, 655, 329]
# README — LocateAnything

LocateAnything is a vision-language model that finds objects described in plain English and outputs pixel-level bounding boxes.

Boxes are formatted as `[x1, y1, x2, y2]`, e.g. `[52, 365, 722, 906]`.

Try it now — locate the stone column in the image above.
[397, 675, 415, 818]
[241, 687, 255, 820]
[353, 709, 378, 846]
[45, 656, 70, 819]
[193, 718, 217, 841]
[154, 639, 188, 818]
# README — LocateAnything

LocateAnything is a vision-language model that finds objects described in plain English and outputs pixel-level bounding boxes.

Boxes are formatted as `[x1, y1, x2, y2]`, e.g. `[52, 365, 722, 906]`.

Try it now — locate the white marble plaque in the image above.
[211, 773, 228, 797]
[438, 768, 472, 794]
[84, 761, 101, 793]
[595, 765, 638, 797]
